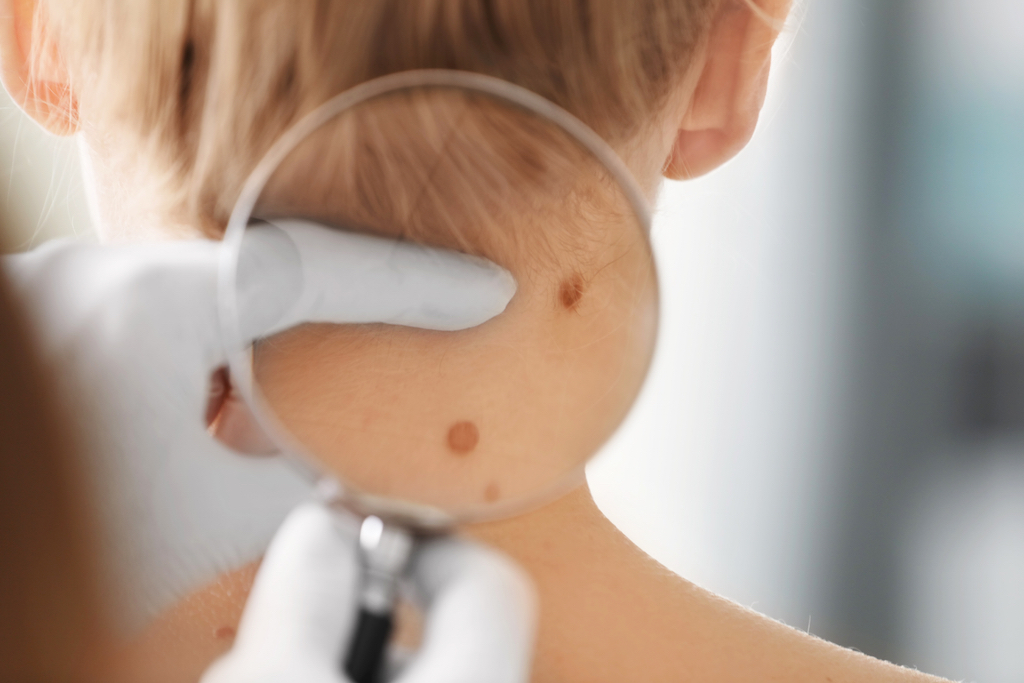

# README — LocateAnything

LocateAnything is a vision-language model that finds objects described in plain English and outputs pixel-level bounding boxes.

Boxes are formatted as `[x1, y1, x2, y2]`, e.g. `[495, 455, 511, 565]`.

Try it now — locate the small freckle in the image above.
[215, 626, 236, 641]
[484, 482, 501, 502]
[447, 421, 479, 455]
[559, 274, 585, 311]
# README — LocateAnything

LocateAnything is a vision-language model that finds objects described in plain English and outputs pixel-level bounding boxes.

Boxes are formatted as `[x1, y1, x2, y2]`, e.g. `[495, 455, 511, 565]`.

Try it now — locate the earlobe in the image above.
[663, 0, 784, 180]
[0, 0, 79, 136]
[664, 125, 754, 181]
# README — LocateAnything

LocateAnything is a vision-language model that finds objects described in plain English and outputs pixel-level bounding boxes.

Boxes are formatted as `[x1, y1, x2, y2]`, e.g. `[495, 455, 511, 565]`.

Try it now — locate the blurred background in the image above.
[2, 0, 1021, 681]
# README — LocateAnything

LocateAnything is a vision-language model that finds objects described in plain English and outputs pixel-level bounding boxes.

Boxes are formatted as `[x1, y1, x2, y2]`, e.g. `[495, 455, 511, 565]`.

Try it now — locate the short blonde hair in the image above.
[41, 0, 721, 238]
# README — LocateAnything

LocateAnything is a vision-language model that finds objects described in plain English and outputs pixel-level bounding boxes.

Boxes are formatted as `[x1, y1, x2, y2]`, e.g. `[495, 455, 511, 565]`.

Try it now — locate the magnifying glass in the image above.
[218, 70, 659, 682]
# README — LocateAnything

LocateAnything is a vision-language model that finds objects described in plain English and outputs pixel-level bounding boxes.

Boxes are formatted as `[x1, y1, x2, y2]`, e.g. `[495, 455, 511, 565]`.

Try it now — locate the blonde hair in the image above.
[40, 0, 722, 240]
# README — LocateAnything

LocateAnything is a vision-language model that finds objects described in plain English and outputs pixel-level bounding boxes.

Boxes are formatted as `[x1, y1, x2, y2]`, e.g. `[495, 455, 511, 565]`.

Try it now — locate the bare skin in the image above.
[470, 486, 947, 683]
[0, 0, 954, 681]
[106, 484, 947, 683]
[249, 204, 658, 514]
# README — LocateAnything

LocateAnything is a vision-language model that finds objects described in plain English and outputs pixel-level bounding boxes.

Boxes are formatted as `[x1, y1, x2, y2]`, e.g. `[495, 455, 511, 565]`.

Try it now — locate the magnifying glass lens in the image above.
[223, 75, 659, 528]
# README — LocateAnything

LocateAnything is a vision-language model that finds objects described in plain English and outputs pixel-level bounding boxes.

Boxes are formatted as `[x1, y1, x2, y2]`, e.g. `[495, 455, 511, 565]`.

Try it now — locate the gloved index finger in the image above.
[232, 219, 518, 344]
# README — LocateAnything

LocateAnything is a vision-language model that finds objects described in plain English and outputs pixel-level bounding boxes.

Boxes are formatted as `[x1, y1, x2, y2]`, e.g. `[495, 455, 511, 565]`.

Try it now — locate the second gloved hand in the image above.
[200, 502, 537, 683]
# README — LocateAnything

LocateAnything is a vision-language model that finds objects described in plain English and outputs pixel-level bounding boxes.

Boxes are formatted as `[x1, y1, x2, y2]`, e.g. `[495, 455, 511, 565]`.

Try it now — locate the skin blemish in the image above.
[215, 626, 236, 641]
[559, 273, 585, 311]
[447, 421, 479, 455]
[484, 482, 501, 502]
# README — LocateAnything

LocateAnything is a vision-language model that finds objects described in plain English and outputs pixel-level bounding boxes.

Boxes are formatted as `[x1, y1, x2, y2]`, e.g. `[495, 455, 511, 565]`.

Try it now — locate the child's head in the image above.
[0, 0, 791, 509]
[1, 0, 788, 239]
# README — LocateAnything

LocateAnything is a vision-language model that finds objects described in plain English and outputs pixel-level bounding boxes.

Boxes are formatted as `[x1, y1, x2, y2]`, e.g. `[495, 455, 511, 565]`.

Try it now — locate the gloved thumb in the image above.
[398, 536, 536, 683]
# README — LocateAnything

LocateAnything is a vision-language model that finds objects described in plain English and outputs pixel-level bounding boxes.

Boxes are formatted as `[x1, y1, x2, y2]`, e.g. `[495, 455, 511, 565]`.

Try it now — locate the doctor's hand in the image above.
[2, 221, 516, 631]
[201, 503, 536, 683]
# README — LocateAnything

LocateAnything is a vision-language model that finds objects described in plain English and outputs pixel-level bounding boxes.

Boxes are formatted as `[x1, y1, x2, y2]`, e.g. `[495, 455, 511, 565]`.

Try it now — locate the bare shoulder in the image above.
[468, 485, 950, 683]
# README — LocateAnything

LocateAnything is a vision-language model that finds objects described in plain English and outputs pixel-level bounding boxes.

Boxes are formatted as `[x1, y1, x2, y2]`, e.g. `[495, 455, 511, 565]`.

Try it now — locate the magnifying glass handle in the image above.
[344, 516, 414, 683]
[346, 608, 395, 683]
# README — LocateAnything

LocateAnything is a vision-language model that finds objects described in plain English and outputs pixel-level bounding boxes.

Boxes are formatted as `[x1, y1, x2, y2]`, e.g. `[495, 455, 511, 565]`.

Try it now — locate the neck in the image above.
[79, 135, 197, 243]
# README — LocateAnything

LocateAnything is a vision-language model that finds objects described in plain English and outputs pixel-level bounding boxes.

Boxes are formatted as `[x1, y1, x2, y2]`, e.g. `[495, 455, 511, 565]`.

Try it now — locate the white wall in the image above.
[0, 89, 90, 252]
[589, 0, 869, 630]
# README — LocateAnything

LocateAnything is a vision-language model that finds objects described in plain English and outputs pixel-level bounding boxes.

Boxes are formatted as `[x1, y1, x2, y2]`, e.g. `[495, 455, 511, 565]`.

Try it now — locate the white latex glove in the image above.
[3, 220, 516, 632]
[201, 503, 536, 683]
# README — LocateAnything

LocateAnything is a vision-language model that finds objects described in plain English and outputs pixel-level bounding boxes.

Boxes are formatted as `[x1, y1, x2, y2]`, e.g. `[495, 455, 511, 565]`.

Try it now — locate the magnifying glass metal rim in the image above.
[218, 68, 659, 530]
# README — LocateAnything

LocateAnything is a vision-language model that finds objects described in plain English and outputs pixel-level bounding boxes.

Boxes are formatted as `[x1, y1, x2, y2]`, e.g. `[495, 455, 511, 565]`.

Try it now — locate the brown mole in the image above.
[214, 626, 237, 641]
[447, 421, 479, 455]
[484, 481, 501, 502]
[559, 273, 585, 311]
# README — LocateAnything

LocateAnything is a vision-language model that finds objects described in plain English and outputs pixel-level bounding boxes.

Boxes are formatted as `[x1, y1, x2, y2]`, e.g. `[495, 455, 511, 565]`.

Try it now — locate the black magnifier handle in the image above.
[344, 516, 414, 683]
[345, 608, 395, 683]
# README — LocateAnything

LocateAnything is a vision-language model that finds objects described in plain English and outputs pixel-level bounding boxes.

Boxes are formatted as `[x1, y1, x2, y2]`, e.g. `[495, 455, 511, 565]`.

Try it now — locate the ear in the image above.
[664, 0, 788, 180]
[0, 0, 78, 136]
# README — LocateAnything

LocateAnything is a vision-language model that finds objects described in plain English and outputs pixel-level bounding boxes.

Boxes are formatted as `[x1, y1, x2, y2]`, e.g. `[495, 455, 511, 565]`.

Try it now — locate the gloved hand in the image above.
[2, 220, 516, 631]
[201, 503, 536, 683]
